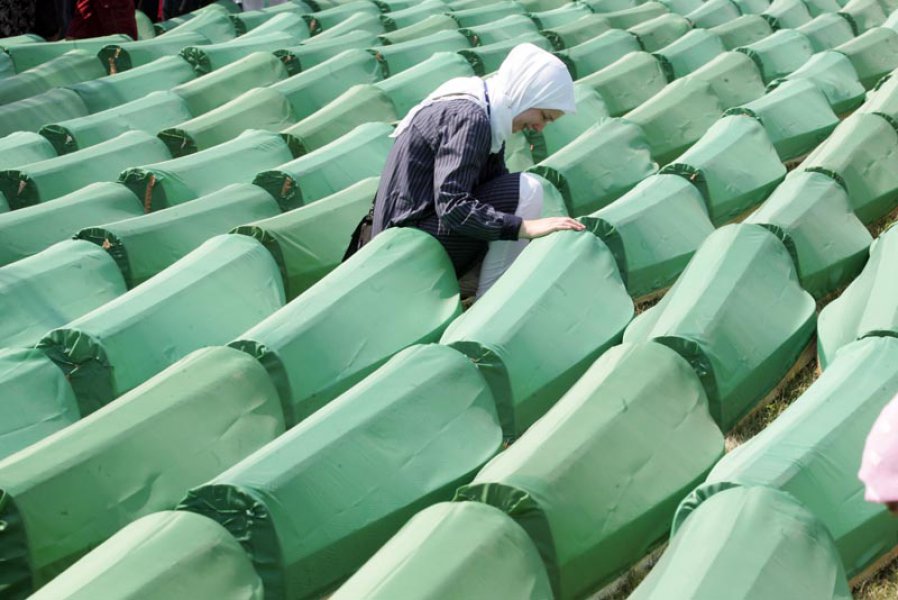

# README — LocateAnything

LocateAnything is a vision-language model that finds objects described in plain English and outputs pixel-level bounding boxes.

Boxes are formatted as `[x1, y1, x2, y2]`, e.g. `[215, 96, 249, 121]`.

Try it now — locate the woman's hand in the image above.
[518, 217, 586, 240]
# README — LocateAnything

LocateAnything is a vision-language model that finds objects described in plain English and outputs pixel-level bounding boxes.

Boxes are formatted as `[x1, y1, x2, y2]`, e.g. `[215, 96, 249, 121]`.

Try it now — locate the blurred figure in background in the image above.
[0, 0, 36, 37]
[859, 393, 898, 515]
[67, 0, 137, 39]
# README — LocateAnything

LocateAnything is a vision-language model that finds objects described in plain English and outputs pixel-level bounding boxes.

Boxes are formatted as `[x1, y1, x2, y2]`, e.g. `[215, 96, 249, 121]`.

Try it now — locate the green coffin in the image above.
[769, 50, 866, 114]
[275, 30, 378, 76]
[377, 14, 459, 45]
[628, 13, 691, 52]
[0, 131, 56, 169]
[67, 56, 197, 113]
[377, 51, 475, 116]
[710, 15, 774, 49]
[527, 84, 610, 162]
[556, 29, 641, 80]
[578, 51, 669, 116]
[97, 32, 209, 74]
[458, 34, 553, 77]
[798, 13, 857, 51]
[602, 2, 669, 29]
[834, 26, 898, 88]
[686, 0, 742, 27]
[153, 6, 236, 42]
[684, 51, 767, 109]
[0, 88, 88, 137]
[762, 0, 813, 28]
[540, 14, 612, 49]
[369, 30, 472, 77]
[380, 0, 448, 30]
[654, 29, 725, 80]
[450, 1, 527, 27]
[180, 32, 300, 75]
[0, 50, 104, 105]
[839, 0, 887, 33]
[859, 71, 898, 121]
[461, 14, 540, 47]
[5, 35, 131, 73]
[737, 29, 814, 83]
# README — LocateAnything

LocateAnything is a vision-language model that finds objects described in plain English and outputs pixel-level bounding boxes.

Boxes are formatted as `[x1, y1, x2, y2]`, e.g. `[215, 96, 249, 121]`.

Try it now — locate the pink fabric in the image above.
[859, 393, 898, 503]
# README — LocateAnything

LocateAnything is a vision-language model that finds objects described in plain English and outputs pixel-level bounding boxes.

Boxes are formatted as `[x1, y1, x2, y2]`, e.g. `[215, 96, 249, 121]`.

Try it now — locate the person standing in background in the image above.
[67, 0, 138, 39]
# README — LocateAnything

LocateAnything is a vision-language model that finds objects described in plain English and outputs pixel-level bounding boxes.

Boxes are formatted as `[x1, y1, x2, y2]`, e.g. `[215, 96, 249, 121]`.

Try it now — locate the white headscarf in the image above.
[391, 43, 576, 154]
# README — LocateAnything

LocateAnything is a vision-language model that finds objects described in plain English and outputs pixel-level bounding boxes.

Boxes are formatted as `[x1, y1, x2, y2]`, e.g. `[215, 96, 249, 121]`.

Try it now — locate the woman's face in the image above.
[512, 108, 565, 134]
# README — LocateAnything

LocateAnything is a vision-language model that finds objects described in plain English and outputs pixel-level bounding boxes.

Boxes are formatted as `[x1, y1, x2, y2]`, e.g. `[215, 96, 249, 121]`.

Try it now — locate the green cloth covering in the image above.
[684, 51, 766, 109]
[236, 10, 311, 40]
[271, 49, 385, 121]
[529, 118, 657, 215]
[450, 1, 527, 27]
[155, 6, 236, 42]
[231, 4, 308, 33]
[710, 15, 774, 49]
[0, 240, 126, 348]
[456, 341, 723, 599]
[540, 14, 612, 49]
[630, 486, 852, 600]
[377, 14, 459, 45]
[0, 131, 171, 209]
[96, 32, 208, 74]
[0, 183, 142, 267]
[577, 52, 668, 117]
[817, 225, 898, 367]
[159, 87, 295, 157]
[5, 35, 131, 73]
[527, 84, 610, 162]
[283, 84, 396, 153]
[37, 235, 285, 415]
[0, 88, 88, 137]
[746, 171, 872, 298]
[0, 53, 14, 79]
[255, 122, 392, 210]
[180, 343, 500, 599]
[0, 346, 284, 593]
[180, 31, 299, 75]
[460, 14, 540, 47]
[802, 112, 898, 224]
[41, 91, 193, 154]
[120, 129, 298, 210]
[0, 33, 44, 48]
[76, 183, 280, 288]
[459, 34, 553, 76]
[602, 2, 669, 29]
[770, 51, 865, 114]
[441, 231, 634, 438]
[229, 228, 461, 424]
[686, 0, 741, 27]
[861, 71, 898, 121]
[835, 27, 898, 88]
[726, 79, 838, 161]
[624, 223, 816, 430]
[303, 0, 381, 33]
[380, 0, 448, 30]
[680, 336, 898, 578]
[275, 30, 378, 76]
[556, 29, 641, 80]
[580, 174, 714, 297]
[628, 13, 691, 52]
[332, 502, 553, 600]
[0, 348, 79, 462]
[67, 56, 197, 113]
[530, 2, 593, 29]
[626, 78, 725, 165]
[29, 512, 264, 600]
[839, 0, 887, 33]
[804, 0, 842, 16]
[733, 0, 772, 14]
[306, 12, 385, 40]
[0, 50, 104, 106]
[582, 0, 643, 11]
[0, 131, 56, 168]
[660, 0, 704, 14]
[798, 13, 857, 51]
[737, 29, 814, 83]
[654, 29, 725, 80]
[377, 51, 475, 116]
[370, 31, 472, 78]
[762, 0, 813, 28]
[233, 177, 378, 300]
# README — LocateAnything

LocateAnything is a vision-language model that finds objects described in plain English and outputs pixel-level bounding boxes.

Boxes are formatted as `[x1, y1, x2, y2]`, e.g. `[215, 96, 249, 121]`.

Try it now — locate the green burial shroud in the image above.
[527, 84, 610, 162]
[97, 32, 209, 74]
[306, 11, 385, 40]
[377, 14, 459, 45]
[817, 225, 898, 368]
[179, 344, 501, 599]
[840, 0, 887, 34]
[528, 118, 657, 216]
[441, 231, 634, 438]
[254, 122, 393, 211]
[5, 35, 130, 72]
[770, 51, 866, 114]
[0, 346, 284, 594]
[67, 56, 197, 113]
[624, 224, 816, 430]
[456, 341, 724, 599]
[460, 14, 540, 47]
[331, 502, 553, 600]
[0, 33, 43, 49]
[726, 79, 838, 161]
[0, 131, 56, 169]
[659, 0, 703, 15]
[0, 183, 142, 267]
[602, 2, 669, 29]
[746, 171, 872, 299]
[737, 29, 814, 83]
[369, 31, 473, 77]
[804, 0, 841, 17]
[232, 3, 308, 32]
[660, 115, 786, 224]
[450, 1, 527, 27]
[171, 52, 289, 116]
[680, 336, 898, 578]
[762, 0, 812, 28]
[556, 29, 641, 80]
[275, 30, 378, 76]
[304, 0, 381, 33]
[798, 13, 856, 51]
[77, 184, 280, 288]
[0, 348, 79, 461]
[232, 178, 379, 300]
[376, 51, 475, 116]
[271, 49, 385, 122]
[156, 6, 235, 42]
[0, 50, 104, 105]
[539, 14, 613, 49]
[28, 512, 264, 600]
[180, 32, 299, 75]
[654, 29, 725, 80]
[860, 72, 898, 121]
[0, 131, 171, 209]
[628, 13, 691, 52]
[37, 235, 285, 415]
[229, 228, 461, 425]
[577, 52, 668, 117]
[684, 51, 767, 109]
[379, 0, 448, 30]
[580, 174, 715, 298]
[0, 88, 88, 137]
[835, 27, 898, 88]
[580, 0, 642, 11]
[40, 91, 193, 154]
[530, 2, 593, 29]
[802, 112, 898, 224]
[625, 78, 725, 165]
[236, 11, 310, 40]
[0, 240, 126, 348]
[159, 87, 295, 157]
[120, 129, 299, 211]
[686, 0, 741, 28]
[710, 15, 774, 49]
[629, 486, 852, 600]
[458, 34, 553, 77]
